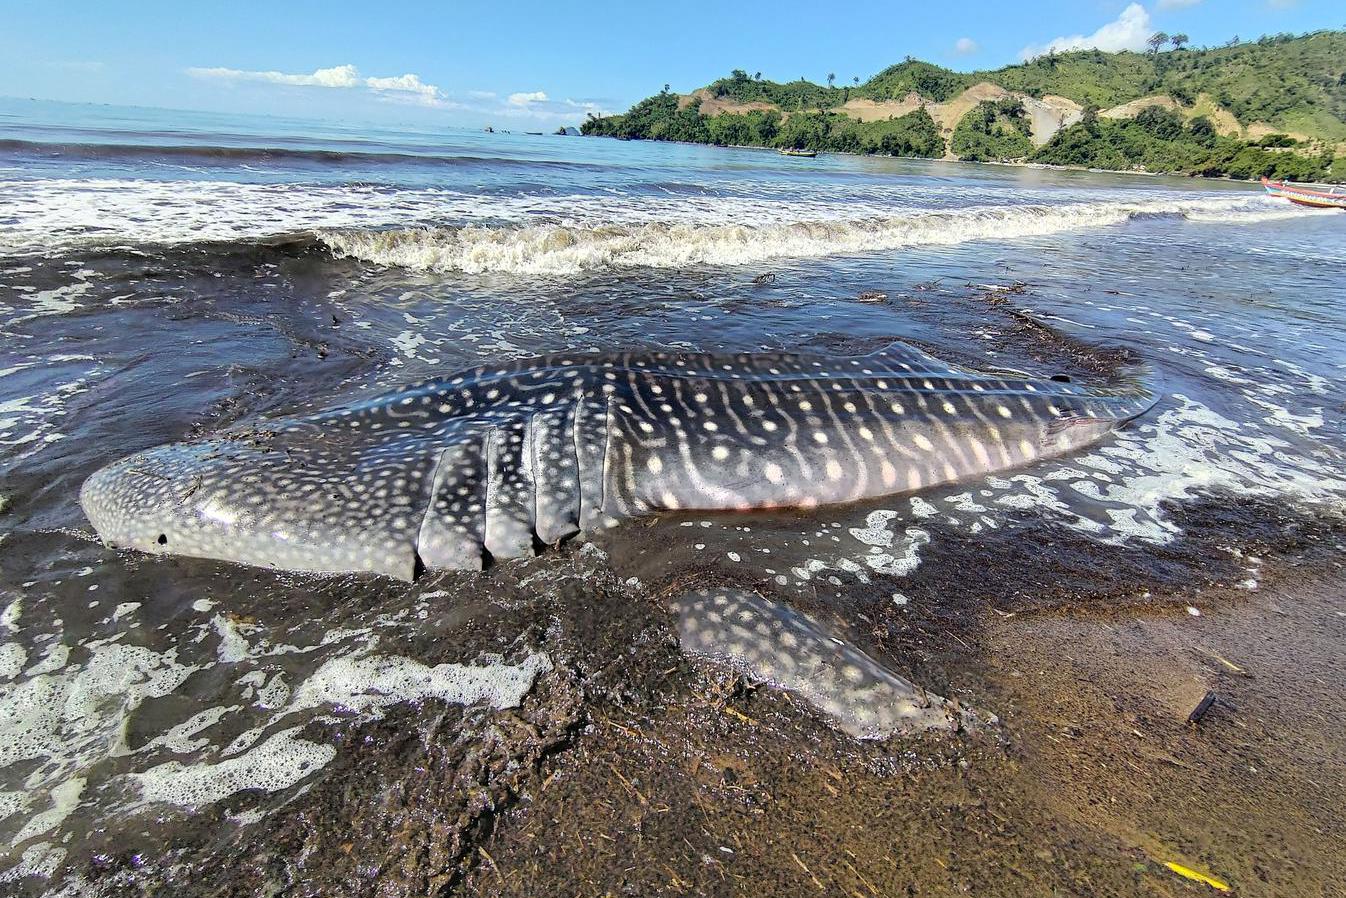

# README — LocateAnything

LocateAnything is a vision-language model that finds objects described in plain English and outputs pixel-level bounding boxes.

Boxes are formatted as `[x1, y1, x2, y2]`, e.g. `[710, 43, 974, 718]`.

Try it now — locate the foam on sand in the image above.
[288, 650, 553, 718]
[125, 649, 552, 809]
[128, 727, 337, 809]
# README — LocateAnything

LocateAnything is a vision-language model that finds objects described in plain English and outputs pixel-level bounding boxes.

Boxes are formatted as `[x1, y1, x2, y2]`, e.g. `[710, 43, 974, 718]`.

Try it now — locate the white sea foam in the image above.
[129, 727, 336, 810]
[0, 643, 25, 681]
[942, 394, 1346, 545]
[0, 581, 552, 871]
[318, 197, 1310, 275]
[124, 649, 551, 811]
[0, 641, 198, 775]
[287, 650, 552, 718]
[0, 354, 102, 463]
[757, 387, 1345, 594]
[0, 177, 1313, 274]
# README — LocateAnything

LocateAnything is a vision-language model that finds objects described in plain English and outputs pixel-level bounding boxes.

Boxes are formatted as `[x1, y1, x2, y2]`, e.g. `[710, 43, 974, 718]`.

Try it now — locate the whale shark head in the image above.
[79, 424, 443, 580]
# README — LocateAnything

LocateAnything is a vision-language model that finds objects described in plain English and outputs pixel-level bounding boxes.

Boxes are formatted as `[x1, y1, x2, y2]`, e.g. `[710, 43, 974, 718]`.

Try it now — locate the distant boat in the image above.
[779, 148, 817, 158]
[1262, 177, 1346, 209]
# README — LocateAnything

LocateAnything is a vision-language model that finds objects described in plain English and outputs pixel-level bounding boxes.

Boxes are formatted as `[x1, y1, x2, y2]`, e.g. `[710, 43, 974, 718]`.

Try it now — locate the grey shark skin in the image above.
[674, 588, 973, 738]
[80, 342, 1156, 581]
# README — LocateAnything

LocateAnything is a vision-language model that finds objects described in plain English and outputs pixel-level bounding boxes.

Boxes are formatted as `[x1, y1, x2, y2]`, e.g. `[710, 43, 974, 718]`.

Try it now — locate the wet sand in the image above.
[55, 504, 1343, 898]
[458, 547, 1345, 898]
[448, 505, 1343, 898]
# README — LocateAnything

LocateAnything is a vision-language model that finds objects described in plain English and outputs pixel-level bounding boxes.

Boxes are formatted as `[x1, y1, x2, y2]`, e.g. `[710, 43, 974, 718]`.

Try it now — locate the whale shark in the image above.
[80, 341, 1156, 580]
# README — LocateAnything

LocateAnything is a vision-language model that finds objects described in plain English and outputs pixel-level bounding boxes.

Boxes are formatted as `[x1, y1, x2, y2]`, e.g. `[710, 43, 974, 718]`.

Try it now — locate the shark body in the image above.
[80, 341, 1155, 580]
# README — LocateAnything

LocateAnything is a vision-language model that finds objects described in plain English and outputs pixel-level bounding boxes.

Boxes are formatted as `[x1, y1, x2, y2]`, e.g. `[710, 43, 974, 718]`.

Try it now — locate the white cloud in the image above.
[954, 37, 979, 55]
[1020, 3, 1152, 59]
[188, 64, 361, 88]
[1157, 0, 1201, 9]
[186, 64, 609, 124]
[187, 64, 449, 106]
[507, 90, 549, 107]
[494, 94, 612, 121]
[364, 73, 441, 102]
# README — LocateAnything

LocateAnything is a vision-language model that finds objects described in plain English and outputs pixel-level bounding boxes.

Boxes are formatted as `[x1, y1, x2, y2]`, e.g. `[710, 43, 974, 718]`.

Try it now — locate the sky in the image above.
[1, 0, 1341, 129]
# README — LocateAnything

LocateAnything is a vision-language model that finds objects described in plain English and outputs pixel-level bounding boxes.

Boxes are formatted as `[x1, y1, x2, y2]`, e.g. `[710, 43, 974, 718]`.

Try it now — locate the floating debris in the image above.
[856, 290, 887, 303]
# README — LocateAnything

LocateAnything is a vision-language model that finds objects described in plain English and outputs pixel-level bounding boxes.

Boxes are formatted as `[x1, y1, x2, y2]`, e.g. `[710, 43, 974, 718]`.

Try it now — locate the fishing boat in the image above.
[1261, 177, 1346, 209]
[779, 147, 817, 158]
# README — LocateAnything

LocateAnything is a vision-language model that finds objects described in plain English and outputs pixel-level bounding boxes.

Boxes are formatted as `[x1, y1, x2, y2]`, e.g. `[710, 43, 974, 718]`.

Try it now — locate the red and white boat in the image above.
[1262, 177, 1346, 209]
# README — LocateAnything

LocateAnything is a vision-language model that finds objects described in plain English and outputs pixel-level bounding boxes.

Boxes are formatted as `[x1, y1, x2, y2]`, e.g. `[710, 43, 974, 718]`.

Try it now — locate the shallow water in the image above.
[1, 98, 1344, 893]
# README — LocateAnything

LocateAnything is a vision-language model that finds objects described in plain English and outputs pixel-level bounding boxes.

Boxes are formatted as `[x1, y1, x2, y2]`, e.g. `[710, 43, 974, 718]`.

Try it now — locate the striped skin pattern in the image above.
[80, 341, 1156, 581]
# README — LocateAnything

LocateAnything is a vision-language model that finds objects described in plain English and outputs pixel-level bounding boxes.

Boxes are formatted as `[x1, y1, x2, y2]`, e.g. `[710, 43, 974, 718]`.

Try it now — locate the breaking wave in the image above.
[0, 176, 1323, 273]
[0, 137, 602, 171]
[318, 198, 1320, 275]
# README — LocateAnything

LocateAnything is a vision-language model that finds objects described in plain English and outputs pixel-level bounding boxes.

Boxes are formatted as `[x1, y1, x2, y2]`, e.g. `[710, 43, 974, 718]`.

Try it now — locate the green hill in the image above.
[582, 30, 1346, 182]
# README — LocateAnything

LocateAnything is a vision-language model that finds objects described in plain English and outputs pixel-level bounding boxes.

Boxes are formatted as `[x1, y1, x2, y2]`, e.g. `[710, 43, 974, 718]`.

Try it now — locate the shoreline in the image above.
[585, 133, 1284, 185]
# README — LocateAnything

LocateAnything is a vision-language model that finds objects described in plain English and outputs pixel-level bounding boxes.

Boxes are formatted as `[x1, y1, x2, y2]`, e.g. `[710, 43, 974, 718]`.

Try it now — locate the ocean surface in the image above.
[1, 97, 1344, 893]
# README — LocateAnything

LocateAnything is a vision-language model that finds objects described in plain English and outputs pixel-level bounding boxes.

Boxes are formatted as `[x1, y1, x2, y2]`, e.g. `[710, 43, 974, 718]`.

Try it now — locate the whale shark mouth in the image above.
[80, 342, 1157, 580]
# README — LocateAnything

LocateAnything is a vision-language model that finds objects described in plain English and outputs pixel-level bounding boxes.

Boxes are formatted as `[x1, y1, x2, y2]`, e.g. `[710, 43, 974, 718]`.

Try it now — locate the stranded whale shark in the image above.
[80, 342, 1156, 580]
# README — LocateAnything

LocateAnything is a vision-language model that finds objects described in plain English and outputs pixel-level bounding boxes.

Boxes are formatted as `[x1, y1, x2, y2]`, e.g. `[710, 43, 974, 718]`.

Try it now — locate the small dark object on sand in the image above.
[752, 272, 776, 285]
[1186, 690, 1219, 726]
[857, 290, 888, 303]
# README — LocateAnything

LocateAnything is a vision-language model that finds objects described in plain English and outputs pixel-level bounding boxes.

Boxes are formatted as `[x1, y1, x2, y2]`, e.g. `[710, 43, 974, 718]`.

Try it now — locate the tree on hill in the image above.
[581, 30, 1346, 181]
[951, 98, 1033, 161]
[1135, 104, 1185, 140]
[827, 73, 836, 87]
[1033, 110, 1331, 181]
[1188, 115, 1217, 146]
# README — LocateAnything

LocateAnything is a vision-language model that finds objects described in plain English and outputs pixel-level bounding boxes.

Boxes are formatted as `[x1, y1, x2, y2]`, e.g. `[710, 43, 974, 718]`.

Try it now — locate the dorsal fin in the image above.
[860, 341, 968, 376]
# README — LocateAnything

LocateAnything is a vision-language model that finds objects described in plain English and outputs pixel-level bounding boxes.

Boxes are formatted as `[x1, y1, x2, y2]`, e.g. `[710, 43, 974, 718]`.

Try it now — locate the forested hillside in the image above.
[582, 30, 1346, 181]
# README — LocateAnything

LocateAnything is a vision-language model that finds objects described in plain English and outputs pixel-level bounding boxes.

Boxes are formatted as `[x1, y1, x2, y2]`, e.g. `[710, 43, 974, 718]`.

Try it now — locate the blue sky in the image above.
[1, 0, 1340, 128]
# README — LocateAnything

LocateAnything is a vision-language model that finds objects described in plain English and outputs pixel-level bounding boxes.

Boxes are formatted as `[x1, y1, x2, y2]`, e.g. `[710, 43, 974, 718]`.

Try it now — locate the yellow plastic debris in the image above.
[1164, 861, 1230, 892]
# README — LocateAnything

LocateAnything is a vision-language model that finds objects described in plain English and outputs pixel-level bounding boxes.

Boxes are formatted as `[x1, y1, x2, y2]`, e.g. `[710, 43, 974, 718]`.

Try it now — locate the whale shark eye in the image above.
[157, 533, 168, 545]
[1050, 374, 1072, 383]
